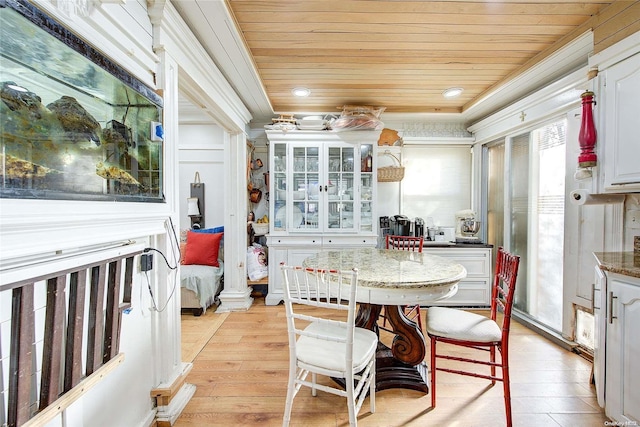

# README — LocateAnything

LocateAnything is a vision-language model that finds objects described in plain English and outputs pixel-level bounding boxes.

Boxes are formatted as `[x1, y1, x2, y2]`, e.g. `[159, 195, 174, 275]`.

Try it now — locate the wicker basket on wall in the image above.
[377, 152, 405, 182]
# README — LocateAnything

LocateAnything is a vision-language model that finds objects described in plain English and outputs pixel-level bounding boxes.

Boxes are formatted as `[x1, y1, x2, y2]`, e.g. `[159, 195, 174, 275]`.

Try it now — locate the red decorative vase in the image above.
[578, 91, 598, 167]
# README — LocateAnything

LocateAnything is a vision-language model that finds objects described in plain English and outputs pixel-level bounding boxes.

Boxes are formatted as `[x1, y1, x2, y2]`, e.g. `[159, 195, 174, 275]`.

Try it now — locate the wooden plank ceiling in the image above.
[225, 0, 615, 115]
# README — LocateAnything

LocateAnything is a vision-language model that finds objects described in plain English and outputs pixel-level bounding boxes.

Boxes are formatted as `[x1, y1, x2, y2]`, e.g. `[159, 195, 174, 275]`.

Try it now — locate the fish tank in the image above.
[0, 0, 164, 202]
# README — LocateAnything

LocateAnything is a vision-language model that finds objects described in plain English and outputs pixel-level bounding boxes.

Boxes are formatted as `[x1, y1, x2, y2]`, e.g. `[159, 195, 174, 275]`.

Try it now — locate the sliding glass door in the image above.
[484, 119, 566, 333]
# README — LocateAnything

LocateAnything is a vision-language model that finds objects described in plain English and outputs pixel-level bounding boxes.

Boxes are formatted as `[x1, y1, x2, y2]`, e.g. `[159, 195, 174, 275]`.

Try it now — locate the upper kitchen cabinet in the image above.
[593, 33, 640, 193]
[267, 130, 378, 235]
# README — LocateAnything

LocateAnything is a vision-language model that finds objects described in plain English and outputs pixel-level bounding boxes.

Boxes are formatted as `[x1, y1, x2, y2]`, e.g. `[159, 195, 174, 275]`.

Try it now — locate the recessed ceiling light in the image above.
[292, 87, 311, 97]
[442, 87, 464, 98]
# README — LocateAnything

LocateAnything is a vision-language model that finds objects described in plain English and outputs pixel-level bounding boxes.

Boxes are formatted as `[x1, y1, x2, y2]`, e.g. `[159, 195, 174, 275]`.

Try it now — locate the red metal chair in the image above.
[381, 234, 424, 331]
[425, 247, 520, 427]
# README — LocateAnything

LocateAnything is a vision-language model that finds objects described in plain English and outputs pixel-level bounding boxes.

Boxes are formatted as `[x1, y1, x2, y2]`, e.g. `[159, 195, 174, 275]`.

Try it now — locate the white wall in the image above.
[178, 124, 226, 234]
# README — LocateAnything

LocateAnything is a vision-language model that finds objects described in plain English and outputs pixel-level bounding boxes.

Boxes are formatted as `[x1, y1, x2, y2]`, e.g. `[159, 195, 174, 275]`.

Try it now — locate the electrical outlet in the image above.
[627, 209, 640, 230]
[141, 253, 153, 272]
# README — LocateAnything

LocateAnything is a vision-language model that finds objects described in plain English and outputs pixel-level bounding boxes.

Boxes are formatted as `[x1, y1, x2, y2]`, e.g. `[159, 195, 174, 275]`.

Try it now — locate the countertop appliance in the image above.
[390, 214, 411, 236]
[414, 217, 424, 237]
[455, 209, 481, 243]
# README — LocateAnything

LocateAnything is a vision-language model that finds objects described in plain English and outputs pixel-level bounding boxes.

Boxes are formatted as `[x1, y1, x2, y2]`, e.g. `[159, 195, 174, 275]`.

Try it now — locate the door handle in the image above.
[608, 291, 618, 324]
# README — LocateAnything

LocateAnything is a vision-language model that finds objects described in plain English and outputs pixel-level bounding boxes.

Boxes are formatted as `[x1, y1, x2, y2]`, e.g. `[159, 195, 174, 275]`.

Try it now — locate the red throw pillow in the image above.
[183, 231, 223, 267]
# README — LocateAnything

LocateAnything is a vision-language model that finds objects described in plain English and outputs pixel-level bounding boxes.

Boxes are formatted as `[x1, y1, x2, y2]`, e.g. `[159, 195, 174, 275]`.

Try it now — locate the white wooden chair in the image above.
[280, 264, 377, 427]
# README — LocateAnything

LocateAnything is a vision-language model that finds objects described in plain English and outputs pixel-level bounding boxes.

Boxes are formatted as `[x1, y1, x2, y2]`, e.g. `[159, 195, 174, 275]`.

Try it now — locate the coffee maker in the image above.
[455, 209, 481, 243]
[390, 215, 411, 236]
[414, 217, 425, 237]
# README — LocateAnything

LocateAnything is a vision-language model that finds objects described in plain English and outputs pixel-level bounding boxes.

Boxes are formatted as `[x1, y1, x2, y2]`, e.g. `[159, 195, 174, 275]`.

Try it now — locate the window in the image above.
[401, 145, 472, 227]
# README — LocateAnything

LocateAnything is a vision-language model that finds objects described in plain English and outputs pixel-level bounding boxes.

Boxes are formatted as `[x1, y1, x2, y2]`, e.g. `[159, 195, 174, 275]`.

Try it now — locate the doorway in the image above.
[485, 119, 567, 333]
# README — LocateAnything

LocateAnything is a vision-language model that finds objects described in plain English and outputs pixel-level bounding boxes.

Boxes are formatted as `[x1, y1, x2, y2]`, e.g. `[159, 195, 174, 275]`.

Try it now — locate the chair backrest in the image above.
[386, 234, 424, 252]
[280, 263, 360, 359]
[490, 247, 521, 339]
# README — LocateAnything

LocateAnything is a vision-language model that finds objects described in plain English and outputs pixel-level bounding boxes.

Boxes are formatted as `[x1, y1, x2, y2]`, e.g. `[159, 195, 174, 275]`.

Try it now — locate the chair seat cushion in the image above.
[426, 307, 502, 342]
[297, 322, 378, 373]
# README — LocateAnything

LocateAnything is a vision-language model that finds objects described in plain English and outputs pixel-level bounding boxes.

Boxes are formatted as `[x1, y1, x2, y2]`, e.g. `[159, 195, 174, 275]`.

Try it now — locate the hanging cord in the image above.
[142, 216, 181, 312]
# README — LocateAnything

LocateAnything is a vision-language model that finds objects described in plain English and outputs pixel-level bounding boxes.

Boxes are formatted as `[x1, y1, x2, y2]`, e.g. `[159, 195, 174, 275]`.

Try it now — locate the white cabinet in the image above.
[265, 130, 381, 306]
[267, 130, 377, 234]
[593, 266, 606, 408]
[599, 52, 640, 192]
[422, 247, 492, 306]
[595, 266, 640, 422]
[603, 273, 640, 424]
[265, 235, 377, 305]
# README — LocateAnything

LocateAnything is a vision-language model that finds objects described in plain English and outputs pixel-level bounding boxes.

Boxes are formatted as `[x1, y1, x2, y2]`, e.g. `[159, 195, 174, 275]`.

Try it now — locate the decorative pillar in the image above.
[578, 90, 598, 168]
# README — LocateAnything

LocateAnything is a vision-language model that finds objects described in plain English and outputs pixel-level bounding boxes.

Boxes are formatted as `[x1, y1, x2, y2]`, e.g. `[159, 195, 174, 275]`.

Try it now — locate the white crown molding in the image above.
[171, 0, 273, 121]
[150, 0, 251, 131]
[468, 67, 590, 143]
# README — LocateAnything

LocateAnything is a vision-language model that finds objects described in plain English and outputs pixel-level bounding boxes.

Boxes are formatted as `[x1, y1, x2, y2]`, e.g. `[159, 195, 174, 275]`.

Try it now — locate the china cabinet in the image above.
[265, 130, 380, 305]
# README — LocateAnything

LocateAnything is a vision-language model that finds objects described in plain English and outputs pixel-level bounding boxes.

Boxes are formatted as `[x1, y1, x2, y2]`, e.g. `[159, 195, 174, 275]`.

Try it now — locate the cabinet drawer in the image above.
[323, 236, 377, 247]
[429, 280, 491, 306]
[267, 236, 322, 247]
[423, 248, 491, 278]
[456, 258, 491, 277]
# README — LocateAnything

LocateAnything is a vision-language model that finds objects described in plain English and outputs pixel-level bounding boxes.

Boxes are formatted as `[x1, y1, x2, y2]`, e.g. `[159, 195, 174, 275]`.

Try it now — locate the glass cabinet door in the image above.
[327, 146, 356, 231]
[272, 143, 287, 231]
[291, 146, 320, 231]
[360, 144, 374, 232]
[270, 135, 375, 235]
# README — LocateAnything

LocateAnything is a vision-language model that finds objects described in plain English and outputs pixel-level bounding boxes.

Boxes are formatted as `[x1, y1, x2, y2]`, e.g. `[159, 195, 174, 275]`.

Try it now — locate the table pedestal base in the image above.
[375, 344, 429, 393]
[352, 303, 429, 394]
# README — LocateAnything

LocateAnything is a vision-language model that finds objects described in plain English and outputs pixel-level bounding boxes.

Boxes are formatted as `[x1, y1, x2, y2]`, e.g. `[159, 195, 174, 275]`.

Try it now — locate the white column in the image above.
[218, 132, 254, 311]
[149, 40, 195, 424]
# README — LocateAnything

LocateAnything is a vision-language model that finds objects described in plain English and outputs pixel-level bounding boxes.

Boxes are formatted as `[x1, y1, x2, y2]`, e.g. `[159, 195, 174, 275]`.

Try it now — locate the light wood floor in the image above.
[177, 296, 609, 427]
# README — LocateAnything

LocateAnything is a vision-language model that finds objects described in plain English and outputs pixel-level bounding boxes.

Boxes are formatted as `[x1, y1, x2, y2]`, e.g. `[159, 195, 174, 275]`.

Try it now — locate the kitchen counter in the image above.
[593, 251, 640, 279]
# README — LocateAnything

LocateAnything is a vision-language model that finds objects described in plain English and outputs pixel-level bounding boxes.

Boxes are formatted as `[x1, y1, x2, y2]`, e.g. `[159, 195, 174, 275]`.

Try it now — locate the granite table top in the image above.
[593, 252, 640, 279]
[302, 247, 467, 289]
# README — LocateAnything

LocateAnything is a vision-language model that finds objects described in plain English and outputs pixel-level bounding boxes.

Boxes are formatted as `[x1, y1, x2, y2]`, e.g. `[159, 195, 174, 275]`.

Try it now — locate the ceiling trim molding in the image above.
[468, 67, 589, 143]
[172, 1, 273, 121]
[152, 1, 252, 131]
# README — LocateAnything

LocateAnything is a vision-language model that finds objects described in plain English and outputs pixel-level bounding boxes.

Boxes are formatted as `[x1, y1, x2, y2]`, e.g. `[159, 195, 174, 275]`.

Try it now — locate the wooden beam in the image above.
[104, 260, 122, 362]
[65, 271, 87, 391]
[87, 264, 106, 375]
[8, 284, 35, 427]
[150, 364, 194, 407]
[40, 276, 67, 408]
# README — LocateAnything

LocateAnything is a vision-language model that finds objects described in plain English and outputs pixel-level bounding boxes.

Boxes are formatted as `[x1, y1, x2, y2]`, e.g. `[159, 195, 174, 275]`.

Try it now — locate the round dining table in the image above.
[303, 247, 467, 393]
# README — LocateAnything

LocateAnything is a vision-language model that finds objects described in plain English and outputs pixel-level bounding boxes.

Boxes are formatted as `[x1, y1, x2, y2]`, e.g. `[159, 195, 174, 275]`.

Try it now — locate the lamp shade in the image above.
[187, 197, 200, 216]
